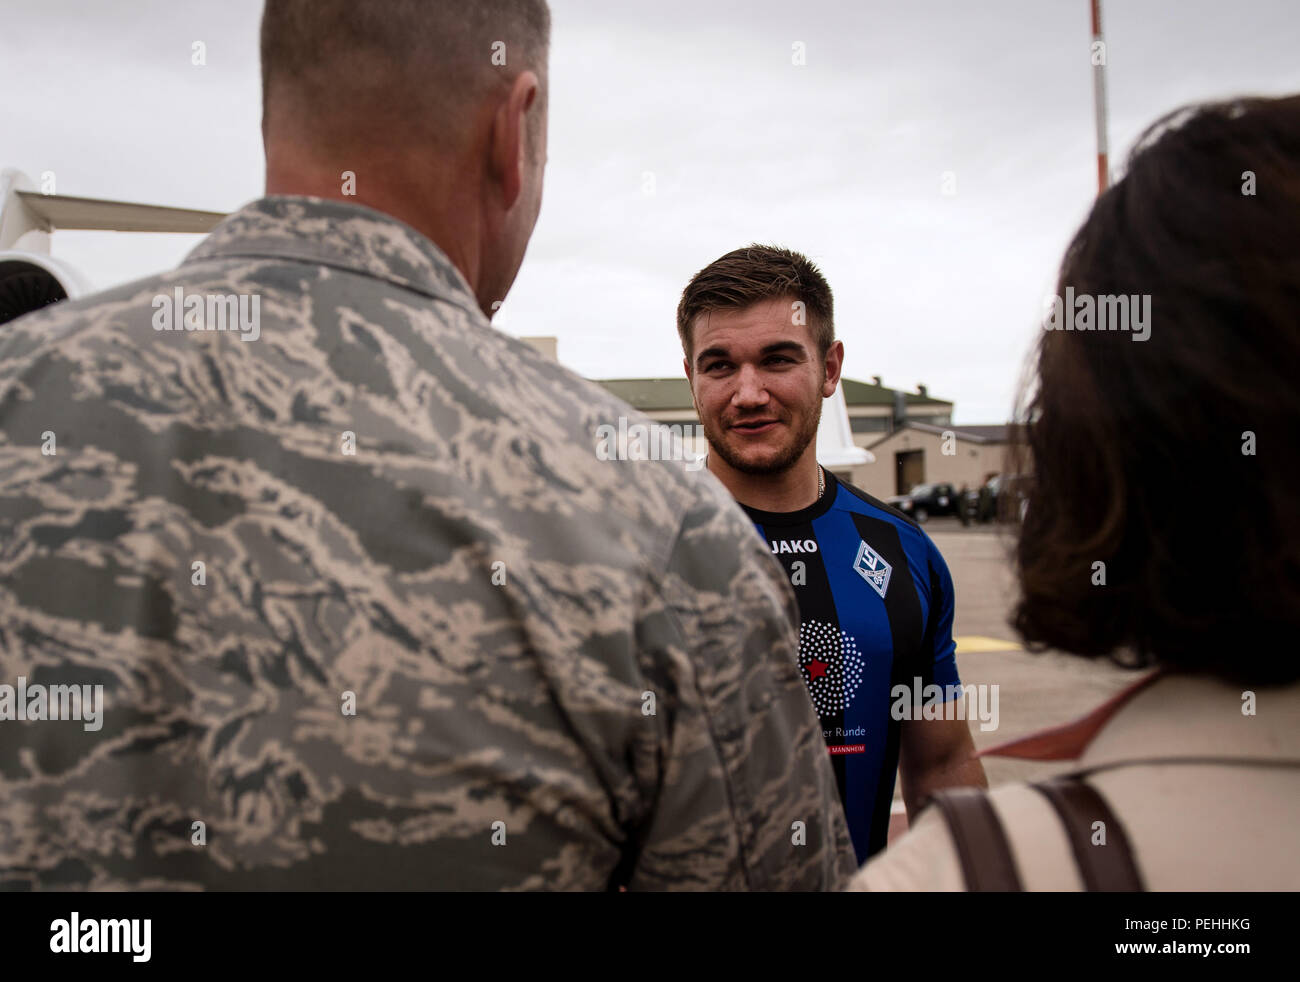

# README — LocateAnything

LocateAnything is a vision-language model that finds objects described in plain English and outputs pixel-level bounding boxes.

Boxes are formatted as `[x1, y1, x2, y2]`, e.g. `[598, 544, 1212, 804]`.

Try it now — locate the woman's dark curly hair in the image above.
[1009, 94, 1300, 686]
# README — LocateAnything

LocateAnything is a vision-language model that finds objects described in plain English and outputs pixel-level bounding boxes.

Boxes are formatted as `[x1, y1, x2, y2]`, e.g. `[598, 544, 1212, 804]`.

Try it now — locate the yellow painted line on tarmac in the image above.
[955, 635, 1023, 653]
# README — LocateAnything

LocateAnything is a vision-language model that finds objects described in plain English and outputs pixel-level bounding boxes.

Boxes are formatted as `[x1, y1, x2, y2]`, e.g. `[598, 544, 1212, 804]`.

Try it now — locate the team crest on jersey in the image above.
[853, 540, 892, 599]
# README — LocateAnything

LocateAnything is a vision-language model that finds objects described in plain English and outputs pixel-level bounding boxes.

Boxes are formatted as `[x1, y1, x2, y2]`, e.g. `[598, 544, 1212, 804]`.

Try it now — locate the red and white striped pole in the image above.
[1091, 0, 1109, 195]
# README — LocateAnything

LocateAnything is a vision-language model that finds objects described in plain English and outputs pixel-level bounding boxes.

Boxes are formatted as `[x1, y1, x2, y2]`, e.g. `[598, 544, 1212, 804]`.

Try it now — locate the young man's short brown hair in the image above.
[676, 245, 835, 362]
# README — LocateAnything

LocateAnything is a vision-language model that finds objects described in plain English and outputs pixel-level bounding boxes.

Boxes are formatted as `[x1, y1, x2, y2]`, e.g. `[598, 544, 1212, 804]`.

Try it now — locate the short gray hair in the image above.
[261, 0, 550, 152]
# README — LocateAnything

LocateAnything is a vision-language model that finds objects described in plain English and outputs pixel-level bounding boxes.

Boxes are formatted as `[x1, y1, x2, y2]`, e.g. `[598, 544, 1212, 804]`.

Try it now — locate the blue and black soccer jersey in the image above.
[739, 469, 961, 863]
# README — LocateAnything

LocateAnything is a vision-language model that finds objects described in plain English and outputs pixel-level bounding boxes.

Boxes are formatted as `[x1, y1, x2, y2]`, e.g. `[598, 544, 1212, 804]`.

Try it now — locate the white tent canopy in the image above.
[817, 385, 874, 469]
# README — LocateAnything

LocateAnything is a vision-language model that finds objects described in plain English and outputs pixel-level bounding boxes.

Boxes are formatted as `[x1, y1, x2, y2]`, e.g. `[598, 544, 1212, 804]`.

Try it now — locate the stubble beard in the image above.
[702, 397, 823, 477]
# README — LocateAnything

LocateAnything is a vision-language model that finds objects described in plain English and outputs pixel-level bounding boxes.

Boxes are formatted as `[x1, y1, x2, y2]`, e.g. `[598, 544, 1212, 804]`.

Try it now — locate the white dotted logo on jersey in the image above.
[798, 619, 866, 717]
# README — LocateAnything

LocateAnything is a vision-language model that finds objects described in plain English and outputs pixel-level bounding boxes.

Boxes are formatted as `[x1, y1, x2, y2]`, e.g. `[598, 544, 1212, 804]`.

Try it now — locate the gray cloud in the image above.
[3, 0, 1297, 421]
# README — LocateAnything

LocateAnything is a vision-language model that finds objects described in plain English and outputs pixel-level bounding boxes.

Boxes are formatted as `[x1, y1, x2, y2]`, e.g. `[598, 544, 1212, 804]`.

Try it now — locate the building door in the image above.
[896, 450, 924, 494]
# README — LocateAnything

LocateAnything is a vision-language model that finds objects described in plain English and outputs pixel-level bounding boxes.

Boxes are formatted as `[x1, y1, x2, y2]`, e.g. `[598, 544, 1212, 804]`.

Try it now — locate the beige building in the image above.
[521, 337, 1009, 501]
[858, 422, 1011, 500]
[590, 375, 961, 485]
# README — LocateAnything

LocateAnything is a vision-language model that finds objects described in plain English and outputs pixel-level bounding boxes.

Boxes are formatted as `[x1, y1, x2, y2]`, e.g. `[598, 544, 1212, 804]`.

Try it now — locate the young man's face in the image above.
[685, 296, 843, 476]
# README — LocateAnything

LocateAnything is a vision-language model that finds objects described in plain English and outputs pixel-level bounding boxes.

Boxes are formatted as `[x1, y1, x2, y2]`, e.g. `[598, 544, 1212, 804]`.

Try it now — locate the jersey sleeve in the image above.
[925, 535, 962, 693]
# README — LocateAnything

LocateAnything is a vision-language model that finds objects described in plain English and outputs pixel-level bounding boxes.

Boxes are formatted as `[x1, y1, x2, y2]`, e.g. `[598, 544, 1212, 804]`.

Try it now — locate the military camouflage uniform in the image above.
[0, 196, 854, 890]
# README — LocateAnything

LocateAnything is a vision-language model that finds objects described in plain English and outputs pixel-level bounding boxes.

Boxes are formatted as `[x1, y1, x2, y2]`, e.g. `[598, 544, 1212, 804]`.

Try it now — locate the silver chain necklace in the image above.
[703, 453, 826, 503]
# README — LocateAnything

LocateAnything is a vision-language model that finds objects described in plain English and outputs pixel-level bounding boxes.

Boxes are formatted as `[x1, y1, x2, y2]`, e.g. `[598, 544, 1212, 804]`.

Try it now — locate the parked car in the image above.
[958, 484, 979, 525]
[887, 482, 958, 522]
[985, 473, 1030, 523]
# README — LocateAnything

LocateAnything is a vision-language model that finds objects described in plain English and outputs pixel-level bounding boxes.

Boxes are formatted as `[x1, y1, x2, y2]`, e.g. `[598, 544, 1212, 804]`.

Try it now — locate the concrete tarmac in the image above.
[889, 523, 1140, 811]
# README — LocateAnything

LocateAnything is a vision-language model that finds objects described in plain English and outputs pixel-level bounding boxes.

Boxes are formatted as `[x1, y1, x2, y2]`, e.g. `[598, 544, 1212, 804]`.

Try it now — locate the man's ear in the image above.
[491, 70, 541, 210]
[682, 355, 692, 383]
[822, 340, 844, 398]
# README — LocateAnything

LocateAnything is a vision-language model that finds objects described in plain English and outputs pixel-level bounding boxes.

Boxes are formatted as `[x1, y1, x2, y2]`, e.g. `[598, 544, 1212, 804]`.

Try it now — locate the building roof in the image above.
[839, 377, 953, 407]
[868, 420, 1012, 448]
[593, 376, 952, 412]
[944, 424, 1012, 442]
[593, 378, 694, 412]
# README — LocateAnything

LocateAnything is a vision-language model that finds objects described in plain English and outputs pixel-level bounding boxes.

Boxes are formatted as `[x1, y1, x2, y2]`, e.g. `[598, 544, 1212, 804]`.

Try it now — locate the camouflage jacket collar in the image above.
[184, 195, 482, 315]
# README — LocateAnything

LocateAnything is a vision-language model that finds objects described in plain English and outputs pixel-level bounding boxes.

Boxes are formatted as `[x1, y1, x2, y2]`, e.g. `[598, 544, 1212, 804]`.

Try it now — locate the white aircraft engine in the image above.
[0, 167, 224, 325]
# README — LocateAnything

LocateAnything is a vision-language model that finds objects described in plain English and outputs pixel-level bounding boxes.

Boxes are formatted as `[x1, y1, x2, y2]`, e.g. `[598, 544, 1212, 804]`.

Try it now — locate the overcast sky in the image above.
[3, 0, 1298, 422]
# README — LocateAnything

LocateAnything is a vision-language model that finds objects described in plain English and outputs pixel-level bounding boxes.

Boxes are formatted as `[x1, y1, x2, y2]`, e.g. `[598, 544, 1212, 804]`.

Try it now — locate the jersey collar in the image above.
[975, 670, 1162, 761]
[976, 669, 1300, 768]
[737, 468, 840, 527]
